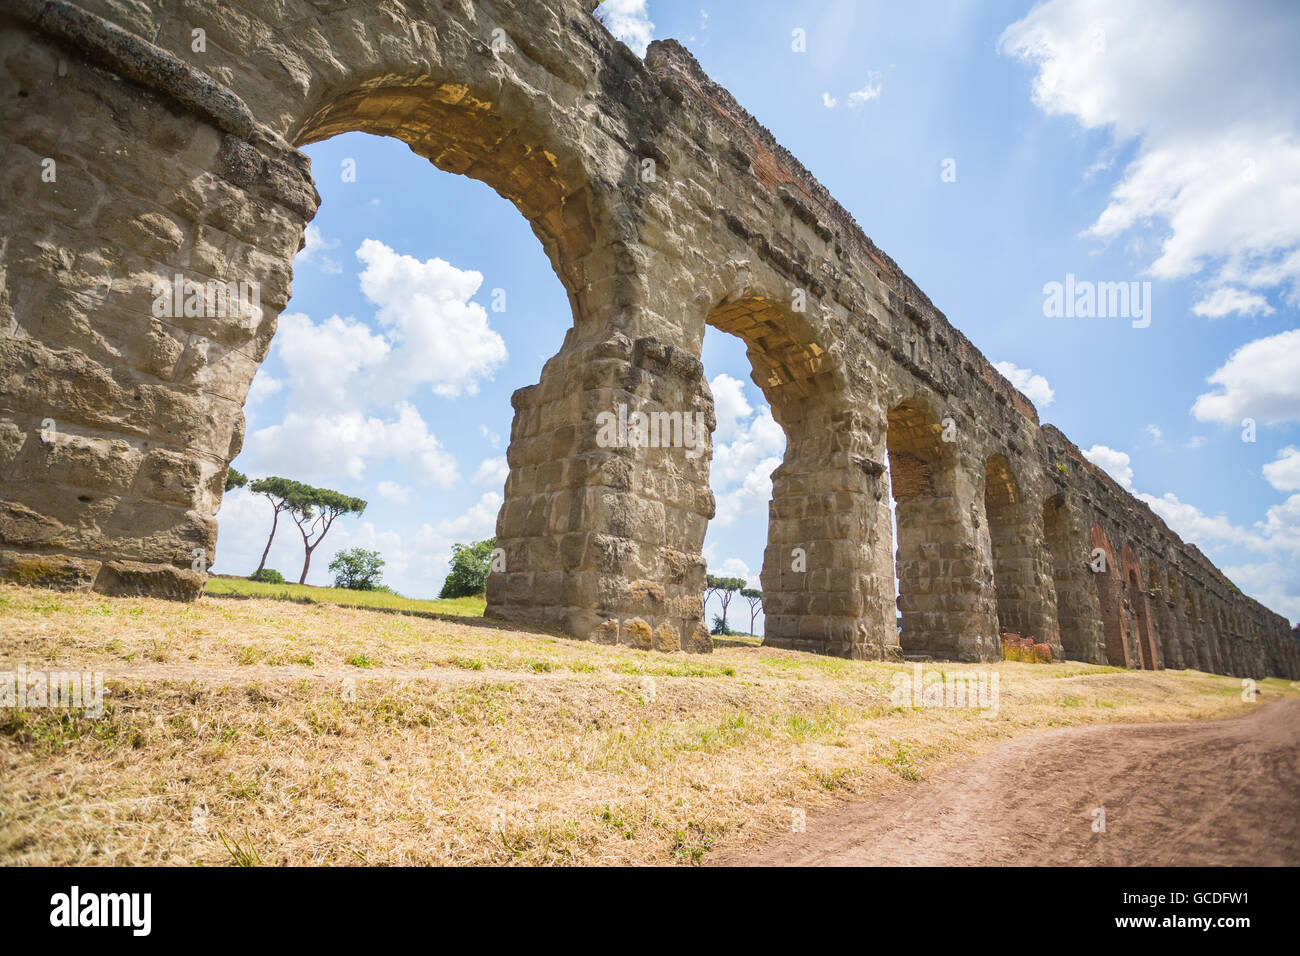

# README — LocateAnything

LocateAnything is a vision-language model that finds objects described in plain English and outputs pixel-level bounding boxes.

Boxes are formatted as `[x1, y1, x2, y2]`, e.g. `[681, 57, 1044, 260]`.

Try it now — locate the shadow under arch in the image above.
[1090, 525, 1128, 667]
[978, 452, 1064, 657]
[1121, 545, 1158, 670]
[982, 453, 1024, 636]
[1041, 492, 1098, 661]
[883, 394, 992, 660]
[703, 294, 897, 660]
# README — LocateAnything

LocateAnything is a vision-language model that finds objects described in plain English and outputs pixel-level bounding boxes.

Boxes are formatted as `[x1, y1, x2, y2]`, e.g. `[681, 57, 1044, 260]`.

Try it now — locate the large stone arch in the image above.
[0, 0, 650, 636]
[702, 291, 895, 660]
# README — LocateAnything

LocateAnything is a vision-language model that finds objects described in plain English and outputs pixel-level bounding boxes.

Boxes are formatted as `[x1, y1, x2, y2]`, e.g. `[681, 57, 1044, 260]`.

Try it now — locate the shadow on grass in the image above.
[711, 635, 763, 649]
[201, 588, 562, 638]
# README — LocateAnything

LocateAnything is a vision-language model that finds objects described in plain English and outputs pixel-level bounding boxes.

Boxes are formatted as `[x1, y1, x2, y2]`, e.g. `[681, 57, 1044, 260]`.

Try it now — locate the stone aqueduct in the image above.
[1, 0, 1297, 678]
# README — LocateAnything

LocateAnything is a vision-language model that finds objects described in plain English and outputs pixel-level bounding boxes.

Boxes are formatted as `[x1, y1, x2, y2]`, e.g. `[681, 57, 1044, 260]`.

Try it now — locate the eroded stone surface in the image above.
[0, 0, 1295, 678]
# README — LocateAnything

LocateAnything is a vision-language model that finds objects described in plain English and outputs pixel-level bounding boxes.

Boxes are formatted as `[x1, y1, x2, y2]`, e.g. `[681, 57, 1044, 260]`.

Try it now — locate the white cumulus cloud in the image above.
[356, 239, 506, 399]
[598, 0, 654, 57]
[709, 373, 752, 443]
[705, 375, 786, 527]
[1081, 444, 1133, 489]
[711, 404, 784, 488]
[473, 456, 510, 488]
[999, 0, 1300, 304]
[994, 361, 1055, 408]
[1191, 328, 1300, 426]
[1193, 286, 1275, 318]
[273, 311, 391, 415]
[713, 456, 781, 528]
[244, 402, 458, 488]
[1263, 446, 1300, 494]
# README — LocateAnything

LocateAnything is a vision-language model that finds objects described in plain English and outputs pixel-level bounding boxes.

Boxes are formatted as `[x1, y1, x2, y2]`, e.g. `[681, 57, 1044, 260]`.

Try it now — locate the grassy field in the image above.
[2, 582, 1294, 866]
[204, 575, 485, 618]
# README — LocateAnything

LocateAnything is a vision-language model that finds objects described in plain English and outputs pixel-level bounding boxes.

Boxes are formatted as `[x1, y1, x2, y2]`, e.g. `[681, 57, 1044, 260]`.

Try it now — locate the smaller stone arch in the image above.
[1042, 493, 1100, 661]
[1090, 526, 1128, 667]
[1163, 570, 1186, 669]
[983, 454, 1036, 639]
[1184, 585, 1205, 671]
[1122, 546, 1158, 670]
[703, 293, 896, 660]
[886, 395, 999, 660]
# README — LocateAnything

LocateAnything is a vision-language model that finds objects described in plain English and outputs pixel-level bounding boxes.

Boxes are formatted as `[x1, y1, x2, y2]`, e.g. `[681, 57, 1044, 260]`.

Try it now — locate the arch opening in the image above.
[1090, 526, 1128, 667]
[276, 77, 642, 640]
[1126, 565, 1156, 670]
[702, 296, 893, 659]
[1042, 493, 1090, 659]
[885, 398, 966, 658]
[212, 119, 576, 601]
[983, 454, 1032, 639]
[207, 69, 610, 628]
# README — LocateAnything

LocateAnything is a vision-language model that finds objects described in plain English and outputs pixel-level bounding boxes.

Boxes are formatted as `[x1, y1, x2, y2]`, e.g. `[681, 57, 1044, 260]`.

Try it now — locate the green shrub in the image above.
[439, 538, 496, 599]
[249, 568, 285, 584]
[710, 614, 740, 636]
[329, 548, 385, 591]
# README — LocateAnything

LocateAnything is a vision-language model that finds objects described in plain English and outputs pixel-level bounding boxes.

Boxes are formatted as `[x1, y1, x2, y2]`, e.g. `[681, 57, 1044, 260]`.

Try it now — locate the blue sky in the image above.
[216, 0, 1300, 630]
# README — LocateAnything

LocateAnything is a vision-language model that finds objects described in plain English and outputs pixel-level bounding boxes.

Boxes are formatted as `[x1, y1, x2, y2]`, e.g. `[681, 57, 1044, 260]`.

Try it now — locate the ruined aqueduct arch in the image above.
[1, 0, 1297, 678]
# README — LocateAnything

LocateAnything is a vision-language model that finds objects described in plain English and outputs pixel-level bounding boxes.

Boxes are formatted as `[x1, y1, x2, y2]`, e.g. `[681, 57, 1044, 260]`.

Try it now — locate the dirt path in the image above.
[715, 698, 1300, 866]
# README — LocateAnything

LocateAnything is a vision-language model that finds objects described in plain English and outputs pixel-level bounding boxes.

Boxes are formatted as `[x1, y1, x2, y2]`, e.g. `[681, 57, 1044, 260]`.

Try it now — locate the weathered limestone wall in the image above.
[1, 0, 1296, 677]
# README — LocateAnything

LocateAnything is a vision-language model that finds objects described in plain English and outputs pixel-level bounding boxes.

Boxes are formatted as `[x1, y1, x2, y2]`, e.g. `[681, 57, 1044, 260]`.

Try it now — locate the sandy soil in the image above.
[715, 698, 1300, 866]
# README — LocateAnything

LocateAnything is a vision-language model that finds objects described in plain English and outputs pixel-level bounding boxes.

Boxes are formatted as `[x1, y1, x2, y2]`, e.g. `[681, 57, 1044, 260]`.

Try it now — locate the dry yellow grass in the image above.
[2, 583, 1294, 866]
